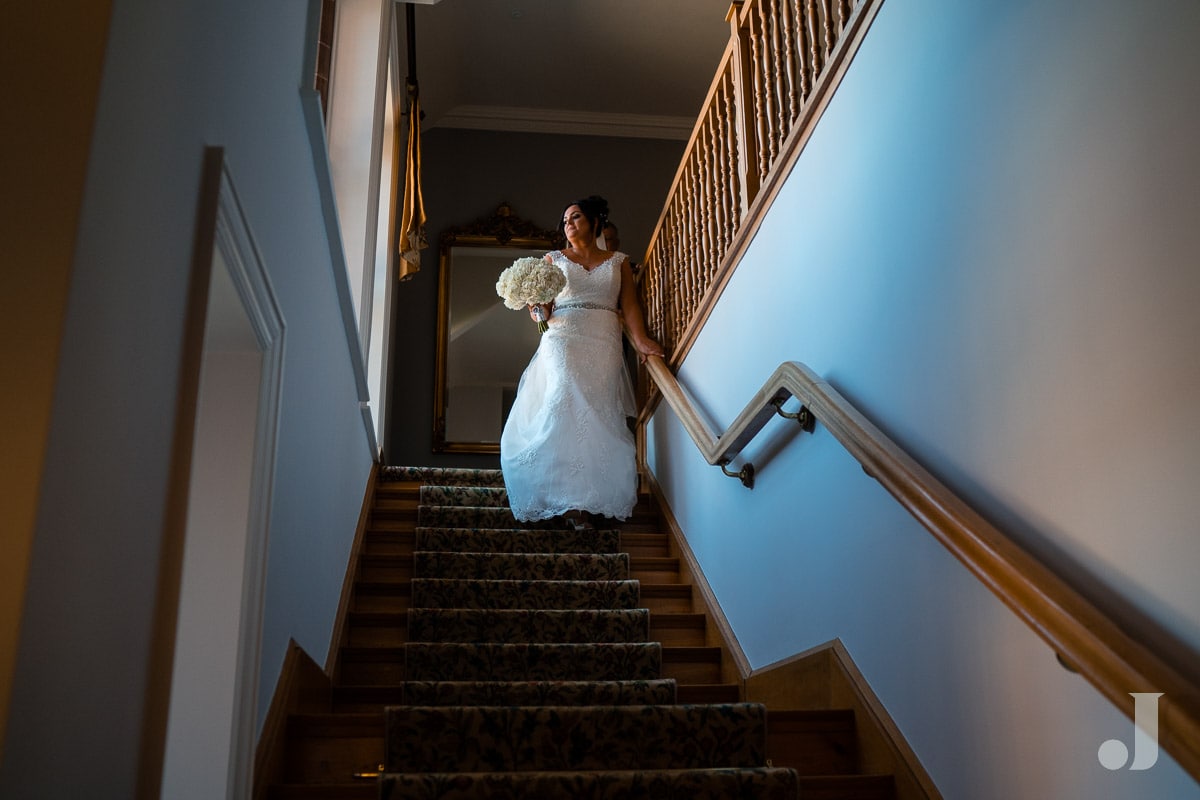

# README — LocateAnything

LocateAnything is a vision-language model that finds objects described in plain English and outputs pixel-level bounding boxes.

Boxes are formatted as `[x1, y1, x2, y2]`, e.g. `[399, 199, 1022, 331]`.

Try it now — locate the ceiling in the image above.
[404, 0, 735, 140]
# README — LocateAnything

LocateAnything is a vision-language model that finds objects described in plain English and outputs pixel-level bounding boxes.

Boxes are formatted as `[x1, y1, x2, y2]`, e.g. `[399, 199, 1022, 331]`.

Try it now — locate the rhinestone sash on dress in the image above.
[556, 300, 617, 312]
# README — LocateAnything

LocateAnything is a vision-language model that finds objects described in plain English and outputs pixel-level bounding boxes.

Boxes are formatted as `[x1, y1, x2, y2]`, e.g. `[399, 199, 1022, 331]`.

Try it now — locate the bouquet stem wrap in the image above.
[531, 304, 548, 333]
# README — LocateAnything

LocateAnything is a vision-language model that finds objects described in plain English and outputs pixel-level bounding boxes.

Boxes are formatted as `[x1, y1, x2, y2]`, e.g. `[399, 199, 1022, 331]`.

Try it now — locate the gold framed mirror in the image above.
[433, 203, 562, 453]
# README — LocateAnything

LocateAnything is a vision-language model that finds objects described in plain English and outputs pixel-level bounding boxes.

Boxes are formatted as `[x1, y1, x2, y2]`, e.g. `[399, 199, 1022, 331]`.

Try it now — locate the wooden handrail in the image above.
[643, 354, 1200, 783]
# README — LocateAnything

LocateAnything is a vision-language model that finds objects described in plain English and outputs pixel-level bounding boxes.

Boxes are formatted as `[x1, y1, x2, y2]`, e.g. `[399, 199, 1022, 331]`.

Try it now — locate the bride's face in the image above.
[562, 205, 592, 241]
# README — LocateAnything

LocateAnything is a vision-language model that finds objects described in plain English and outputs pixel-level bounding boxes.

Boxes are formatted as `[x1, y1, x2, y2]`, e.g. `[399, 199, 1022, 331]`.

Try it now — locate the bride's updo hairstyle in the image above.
[558, 194, 609, 238]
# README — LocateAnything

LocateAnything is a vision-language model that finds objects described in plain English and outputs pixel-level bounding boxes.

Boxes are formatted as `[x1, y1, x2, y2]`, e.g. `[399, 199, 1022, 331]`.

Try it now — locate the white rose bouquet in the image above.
[496, 256, 566, 333]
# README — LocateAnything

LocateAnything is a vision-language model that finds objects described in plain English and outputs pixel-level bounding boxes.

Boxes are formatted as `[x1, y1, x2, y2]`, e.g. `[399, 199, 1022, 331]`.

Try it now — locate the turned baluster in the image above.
[821, 0, 835, 62]
[650, 260, 665, 344]
[695, 122, 710, 286]
[686, 160, 702, 331]
[666, 206, 683, 352]
[795, 0, 812, 101]
[720, 77, 740, 236]
[727, 2, 759, 217]
[641, 256, 657, 340]
[684, 159, 698, 305]
[746, 9, 770, 184]
[779, 0, 800, 123]
[703, 115, 720, 276]
[754, 0, 780, 172]
[803, 0, 818, 81]
[767, 0, 789, 155]
[714, 83, 733, 255]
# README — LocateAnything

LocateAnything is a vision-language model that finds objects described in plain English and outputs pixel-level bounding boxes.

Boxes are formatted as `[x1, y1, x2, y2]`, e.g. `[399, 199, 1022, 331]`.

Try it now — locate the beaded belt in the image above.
[555, 301, 617, 313]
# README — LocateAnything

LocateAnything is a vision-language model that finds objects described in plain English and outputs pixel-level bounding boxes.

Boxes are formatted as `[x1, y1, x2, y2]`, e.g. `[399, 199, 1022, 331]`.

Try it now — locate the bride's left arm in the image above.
[617, 257, 664, 361]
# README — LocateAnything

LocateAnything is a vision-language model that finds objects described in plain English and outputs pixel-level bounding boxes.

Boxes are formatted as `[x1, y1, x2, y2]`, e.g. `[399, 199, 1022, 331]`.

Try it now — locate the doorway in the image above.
[160, 149, 285, 800]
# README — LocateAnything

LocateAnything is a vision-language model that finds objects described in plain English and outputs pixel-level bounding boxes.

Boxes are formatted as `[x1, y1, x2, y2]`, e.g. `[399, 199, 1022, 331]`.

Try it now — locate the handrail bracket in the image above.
[719, 459, 755, 489]
[771, 396, 815, 432]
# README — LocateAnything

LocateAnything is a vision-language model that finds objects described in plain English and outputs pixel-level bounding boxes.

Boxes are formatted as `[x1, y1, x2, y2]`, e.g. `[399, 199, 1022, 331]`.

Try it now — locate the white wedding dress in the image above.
[501, 250, 637, 521]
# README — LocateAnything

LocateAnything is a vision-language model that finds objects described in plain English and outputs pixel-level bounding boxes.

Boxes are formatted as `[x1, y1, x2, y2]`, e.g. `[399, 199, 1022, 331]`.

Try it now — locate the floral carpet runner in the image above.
[378, 466, 800, 799]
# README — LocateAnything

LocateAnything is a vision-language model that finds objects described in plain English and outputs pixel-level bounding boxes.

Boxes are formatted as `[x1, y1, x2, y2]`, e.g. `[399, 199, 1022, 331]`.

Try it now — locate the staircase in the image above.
[264, 466, 897, 798]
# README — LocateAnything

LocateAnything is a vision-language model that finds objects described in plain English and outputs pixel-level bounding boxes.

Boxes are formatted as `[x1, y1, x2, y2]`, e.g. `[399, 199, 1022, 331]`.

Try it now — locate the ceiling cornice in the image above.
[428, 105, 694, 141]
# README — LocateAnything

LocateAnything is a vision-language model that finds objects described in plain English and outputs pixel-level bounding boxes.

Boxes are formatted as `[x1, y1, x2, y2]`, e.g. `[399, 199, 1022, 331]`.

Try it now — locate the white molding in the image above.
[360, 401, 380, 460]
[430, 104, 695, 141]
[210, 151, 288, 800]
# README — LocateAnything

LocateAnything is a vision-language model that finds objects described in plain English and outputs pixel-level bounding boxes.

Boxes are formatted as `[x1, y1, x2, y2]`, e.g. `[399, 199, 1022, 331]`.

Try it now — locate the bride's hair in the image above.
[558, 195, 609, 238]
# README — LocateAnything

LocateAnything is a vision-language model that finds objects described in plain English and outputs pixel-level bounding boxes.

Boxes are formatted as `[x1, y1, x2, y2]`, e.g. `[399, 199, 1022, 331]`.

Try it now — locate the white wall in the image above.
[647, 0, 1200, 797]
[2, 0, 373, 794]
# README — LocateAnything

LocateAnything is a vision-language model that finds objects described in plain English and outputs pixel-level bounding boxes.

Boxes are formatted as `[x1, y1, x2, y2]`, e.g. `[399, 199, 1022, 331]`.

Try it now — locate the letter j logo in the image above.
[1098, 692, 1163, 771]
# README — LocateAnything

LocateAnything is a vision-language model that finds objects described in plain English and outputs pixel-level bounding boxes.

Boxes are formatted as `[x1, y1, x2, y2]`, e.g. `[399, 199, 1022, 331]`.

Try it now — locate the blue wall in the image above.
[648, 0, 1200, 796]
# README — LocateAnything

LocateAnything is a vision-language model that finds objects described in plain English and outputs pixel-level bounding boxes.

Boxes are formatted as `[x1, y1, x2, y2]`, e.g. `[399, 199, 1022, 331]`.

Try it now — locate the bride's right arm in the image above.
[617, 257, 664, 360]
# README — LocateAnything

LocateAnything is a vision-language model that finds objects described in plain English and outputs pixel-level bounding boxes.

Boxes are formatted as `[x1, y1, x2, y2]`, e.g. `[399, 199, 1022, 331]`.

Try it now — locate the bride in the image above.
[500, 195, 664, 524]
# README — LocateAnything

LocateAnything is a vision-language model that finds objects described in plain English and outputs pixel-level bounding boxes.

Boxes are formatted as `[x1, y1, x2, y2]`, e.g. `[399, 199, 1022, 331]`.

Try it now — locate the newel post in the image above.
[726, 1, 759, 218]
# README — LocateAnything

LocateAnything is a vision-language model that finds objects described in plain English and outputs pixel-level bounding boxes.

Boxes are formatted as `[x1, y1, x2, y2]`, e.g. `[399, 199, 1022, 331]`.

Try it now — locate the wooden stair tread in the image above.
[639, 583, 692, 597]
[649, 612, 705, 628]
[630, 556, 679, 569]
[768, 708, 856, 727]
[353, 582, 411, 594]
[662, 645, 722, 661]
[286, 712, 383, 736]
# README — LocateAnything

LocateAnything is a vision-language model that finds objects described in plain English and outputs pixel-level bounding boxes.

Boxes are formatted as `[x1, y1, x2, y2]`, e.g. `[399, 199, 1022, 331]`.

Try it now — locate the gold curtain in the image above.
[397, 91, 426, 281]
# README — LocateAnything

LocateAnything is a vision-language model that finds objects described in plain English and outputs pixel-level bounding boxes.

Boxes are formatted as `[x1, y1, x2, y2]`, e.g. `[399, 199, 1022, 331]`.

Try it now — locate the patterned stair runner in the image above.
[407, 608, 650, 643]
[378, 466, 801, 799]
[411, 550, 630, 580]
[415, 527, 621, 554]
[409, 578, 642, 610]
[387, 702, 769, 772]
[396, 678, 678, 706]
[380, 767, 801, 799]
[404, 641, 664, 681]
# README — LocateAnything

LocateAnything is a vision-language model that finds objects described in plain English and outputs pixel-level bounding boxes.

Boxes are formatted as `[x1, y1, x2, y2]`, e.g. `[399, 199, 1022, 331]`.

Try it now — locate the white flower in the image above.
[496, 256, 566, 310]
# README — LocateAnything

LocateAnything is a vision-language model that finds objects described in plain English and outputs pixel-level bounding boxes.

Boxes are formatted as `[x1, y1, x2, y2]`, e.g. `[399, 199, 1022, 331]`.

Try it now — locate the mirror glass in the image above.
[433, 204, 561, 453]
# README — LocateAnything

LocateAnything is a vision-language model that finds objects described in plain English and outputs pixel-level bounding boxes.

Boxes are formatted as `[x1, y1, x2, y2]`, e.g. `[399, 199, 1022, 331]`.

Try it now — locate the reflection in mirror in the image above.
[434, 204, 561, 453]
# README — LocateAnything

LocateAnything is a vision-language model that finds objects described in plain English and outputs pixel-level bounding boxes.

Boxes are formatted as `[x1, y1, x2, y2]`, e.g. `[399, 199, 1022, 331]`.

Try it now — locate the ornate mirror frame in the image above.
[433, 203, 562, 453]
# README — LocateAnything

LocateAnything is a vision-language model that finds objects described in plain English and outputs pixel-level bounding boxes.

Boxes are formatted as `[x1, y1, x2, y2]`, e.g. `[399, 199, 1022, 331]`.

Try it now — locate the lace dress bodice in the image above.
[551, 250, 622, 310]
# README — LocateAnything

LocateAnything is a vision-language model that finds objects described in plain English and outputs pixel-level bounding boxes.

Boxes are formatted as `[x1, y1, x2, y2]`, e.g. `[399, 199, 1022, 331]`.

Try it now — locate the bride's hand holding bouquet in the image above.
[496, 256, 566, 333]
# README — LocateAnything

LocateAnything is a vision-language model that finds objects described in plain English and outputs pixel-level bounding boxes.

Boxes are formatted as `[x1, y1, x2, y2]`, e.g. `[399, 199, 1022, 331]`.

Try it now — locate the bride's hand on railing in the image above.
[633, 336, 665, 364]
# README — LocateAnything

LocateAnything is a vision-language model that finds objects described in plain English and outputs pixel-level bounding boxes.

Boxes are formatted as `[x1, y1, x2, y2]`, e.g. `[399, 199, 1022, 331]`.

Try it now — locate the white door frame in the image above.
[160, 147, 285, 800]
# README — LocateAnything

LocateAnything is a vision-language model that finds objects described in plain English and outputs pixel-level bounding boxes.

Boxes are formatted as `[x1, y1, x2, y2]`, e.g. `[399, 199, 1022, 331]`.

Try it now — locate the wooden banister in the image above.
[642, 354, 1200, 783]
[641, 0, 882, 367]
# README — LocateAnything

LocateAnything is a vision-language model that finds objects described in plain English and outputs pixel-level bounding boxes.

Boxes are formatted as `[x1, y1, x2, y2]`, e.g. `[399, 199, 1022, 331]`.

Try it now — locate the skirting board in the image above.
[326, 460, 381, 676]
[255, 461, 378, 797]
[252, 640, 331, 800]
[644, 471, 938, 799]
[747, 639, 942, 800]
